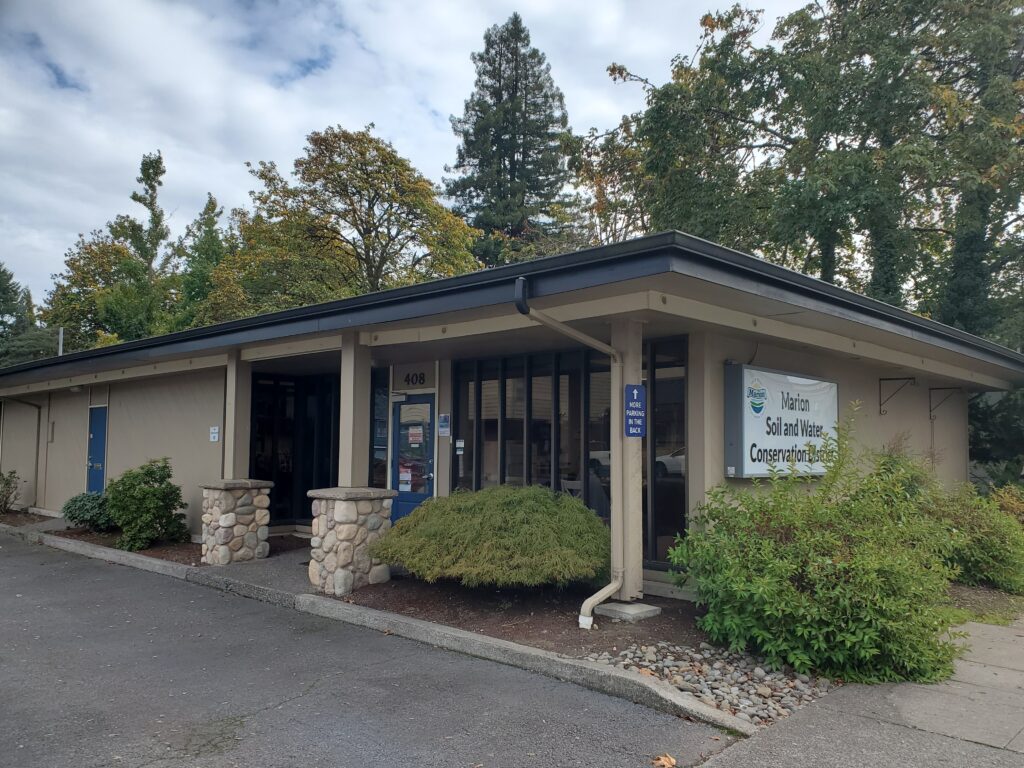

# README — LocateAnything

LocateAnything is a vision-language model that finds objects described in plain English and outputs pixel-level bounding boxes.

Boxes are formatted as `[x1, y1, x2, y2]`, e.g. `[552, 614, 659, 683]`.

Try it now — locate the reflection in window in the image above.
[530, 356, 553, 488]
[369, 367, 389, 488]
[645, 339, 688, 563]
[480, 360, 500, 487]
[587, 355, 612, 518]
[453, 363, 476, 490]
[504, 357, 525, 485]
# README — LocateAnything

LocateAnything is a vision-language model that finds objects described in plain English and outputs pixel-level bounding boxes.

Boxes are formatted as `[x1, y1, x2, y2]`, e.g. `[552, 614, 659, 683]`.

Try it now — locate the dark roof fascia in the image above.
[663, 231, 1024, 374]
[0, 234, 680, 384]
[2, 230, 1022, 386]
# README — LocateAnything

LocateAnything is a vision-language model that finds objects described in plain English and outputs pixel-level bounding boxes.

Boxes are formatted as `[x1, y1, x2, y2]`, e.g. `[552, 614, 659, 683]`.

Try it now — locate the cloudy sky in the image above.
[0, 0, 804, 299]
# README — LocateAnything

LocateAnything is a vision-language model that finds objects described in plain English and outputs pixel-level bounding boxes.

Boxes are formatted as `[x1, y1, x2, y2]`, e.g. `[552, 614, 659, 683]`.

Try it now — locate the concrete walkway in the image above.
[704, 619, 1024, 767]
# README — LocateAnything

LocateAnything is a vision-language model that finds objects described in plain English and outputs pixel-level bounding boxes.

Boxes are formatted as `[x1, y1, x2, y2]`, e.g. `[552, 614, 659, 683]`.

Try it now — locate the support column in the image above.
[308, 487, 397, 595]
[200, 479, 273, 564]
[338, 331, 372, 487]
[223, 351, 252, 480]
[612, 317, 644, 601]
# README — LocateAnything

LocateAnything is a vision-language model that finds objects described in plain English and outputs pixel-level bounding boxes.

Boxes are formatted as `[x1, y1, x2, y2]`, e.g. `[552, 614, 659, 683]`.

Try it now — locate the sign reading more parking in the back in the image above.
[724, 364, 838, 477]
[624, 384, 646, 438]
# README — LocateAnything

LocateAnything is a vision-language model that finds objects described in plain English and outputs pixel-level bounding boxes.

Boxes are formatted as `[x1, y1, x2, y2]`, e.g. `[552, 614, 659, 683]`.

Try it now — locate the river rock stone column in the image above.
[307, 487, 397, 596]
[200, 480, 274, 565]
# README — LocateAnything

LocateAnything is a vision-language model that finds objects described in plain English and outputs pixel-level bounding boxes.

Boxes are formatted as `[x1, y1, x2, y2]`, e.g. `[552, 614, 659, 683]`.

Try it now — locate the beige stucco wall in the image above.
[0, 398, 43, 507]
[106, 368, 225, 533]
[40, 389, 91, 511]
[687, 329, 970, 520]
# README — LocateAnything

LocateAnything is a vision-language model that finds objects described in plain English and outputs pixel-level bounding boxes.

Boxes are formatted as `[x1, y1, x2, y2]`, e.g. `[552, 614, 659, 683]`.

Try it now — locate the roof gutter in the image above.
[515, 277, 623, 629]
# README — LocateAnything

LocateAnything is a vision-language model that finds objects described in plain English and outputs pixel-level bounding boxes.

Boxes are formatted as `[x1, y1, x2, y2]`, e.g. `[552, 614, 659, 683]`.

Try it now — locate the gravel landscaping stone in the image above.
[581, 641, 839, 728]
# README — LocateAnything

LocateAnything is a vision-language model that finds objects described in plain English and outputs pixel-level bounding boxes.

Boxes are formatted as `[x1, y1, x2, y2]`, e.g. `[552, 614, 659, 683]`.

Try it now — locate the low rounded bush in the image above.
[922, 484, 1024, 595]
[106, 458, 189, 551]
[369, 485, 610, 588]
[61, 492, 115, 532]
[670, 428, 961, 683]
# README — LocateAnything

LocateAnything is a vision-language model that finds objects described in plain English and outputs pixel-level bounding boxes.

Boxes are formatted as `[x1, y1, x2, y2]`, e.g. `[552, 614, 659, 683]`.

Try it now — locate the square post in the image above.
[338, 331, 372, 487]
[612, 318, 644, 600]
[223, 351, 251, 480]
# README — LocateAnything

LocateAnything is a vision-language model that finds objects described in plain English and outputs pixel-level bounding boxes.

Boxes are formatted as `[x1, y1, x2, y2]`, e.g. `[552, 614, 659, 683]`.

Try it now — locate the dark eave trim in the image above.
[1, 230, 1021, 386]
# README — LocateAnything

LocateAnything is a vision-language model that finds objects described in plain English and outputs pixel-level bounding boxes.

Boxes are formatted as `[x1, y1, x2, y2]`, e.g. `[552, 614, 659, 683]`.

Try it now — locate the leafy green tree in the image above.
[44, 152, 177, 349]
[623, 8, 780, 257]
[567, 116, 651, 245]
[932, 1, 1024, 335]
[446, 13, 570, 265]
[199, 126, 478, 324]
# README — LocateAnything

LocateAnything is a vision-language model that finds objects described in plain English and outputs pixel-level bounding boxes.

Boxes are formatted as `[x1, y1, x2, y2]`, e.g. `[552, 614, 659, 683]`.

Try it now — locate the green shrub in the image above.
[106, 459, 188, 551]
[991, 485, 1024, 526]
[922, 484, 1024, 595]
[669, 428, 961, 683]
[0, 470, 20, 514]
[61, 492, 115, 532]
[370, 485, 610, 588]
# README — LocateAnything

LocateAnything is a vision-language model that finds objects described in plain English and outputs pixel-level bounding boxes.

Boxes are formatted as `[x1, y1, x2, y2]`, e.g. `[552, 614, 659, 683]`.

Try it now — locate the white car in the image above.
[655, 448, 686, 477]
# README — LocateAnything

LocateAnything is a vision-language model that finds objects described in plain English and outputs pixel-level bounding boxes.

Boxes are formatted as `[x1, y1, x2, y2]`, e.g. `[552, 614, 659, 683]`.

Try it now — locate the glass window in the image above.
[647, 339, 688, 562]
[530, 355, 553, 487]
[453, 363, 475, 490]
[480, 360, 501, 487]
[558, 352, 583, 497]
[587, 354, 612, 518]
[369, 367, 389, 488]
[503, 357, 525, 485]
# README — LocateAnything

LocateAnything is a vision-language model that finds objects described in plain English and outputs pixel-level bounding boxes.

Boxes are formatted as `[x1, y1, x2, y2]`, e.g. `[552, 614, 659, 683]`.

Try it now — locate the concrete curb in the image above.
[0, 523, 755, 737]
[0, 523, 193, 580]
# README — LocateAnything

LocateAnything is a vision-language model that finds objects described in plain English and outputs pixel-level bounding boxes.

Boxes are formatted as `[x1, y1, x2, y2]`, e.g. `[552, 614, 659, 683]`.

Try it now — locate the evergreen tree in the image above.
[445, 13, 570, 265]
[171, 194, 231, 329]
[0, 265, 57, 367]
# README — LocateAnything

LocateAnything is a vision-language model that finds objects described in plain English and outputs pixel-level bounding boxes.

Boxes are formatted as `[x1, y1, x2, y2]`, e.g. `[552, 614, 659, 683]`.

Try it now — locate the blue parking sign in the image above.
[625, 384, 646, 438]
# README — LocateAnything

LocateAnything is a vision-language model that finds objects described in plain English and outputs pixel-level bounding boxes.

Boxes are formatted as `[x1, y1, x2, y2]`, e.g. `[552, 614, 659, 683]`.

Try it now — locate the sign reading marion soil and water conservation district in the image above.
[724, 364, 838, 478]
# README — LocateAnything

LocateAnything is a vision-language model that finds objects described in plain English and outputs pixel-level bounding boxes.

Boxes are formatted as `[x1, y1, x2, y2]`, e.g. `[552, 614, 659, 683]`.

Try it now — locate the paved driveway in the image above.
[0, 536, 729, 768]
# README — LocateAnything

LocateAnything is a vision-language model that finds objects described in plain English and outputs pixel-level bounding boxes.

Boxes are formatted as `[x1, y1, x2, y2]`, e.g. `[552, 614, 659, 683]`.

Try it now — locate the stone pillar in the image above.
[200, 480, 274, 565]
[307, 487, 397, 596]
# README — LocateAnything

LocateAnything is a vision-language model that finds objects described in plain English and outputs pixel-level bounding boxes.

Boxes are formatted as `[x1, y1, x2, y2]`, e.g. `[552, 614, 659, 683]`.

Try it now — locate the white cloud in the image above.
[0, 0, 804, 299]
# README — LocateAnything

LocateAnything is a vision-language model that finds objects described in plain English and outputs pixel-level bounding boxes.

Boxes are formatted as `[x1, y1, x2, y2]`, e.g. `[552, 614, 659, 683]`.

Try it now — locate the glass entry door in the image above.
[391, 395, 434, 521]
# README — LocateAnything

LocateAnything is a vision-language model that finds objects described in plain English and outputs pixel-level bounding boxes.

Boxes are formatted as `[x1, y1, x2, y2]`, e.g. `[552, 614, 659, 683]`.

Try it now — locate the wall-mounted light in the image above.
[69, 386, 83, 393]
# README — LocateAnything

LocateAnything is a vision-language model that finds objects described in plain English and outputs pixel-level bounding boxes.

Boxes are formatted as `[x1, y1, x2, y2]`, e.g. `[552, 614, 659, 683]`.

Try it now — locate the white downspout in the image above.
[513, 278, 624, 629]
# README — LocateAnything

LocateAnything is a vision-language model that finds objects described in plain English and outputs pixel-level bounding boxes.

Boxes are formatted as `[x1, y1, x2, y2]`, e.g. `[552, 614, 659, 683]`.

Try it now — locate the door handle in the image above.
[425, 473, 434, 480]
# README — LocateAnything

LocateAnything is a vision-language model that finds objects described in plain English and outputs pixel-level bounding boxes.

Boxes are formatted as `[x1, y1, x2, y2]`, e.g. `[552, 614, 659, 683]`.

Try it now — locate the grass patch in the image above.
[947, 583, 1024, 626]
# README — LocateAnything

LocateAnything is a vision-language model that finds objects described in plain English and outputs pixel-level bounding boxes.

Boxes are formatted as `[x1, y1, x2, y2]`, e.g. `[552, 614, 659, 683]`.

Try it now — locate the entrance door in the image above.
[87, 406, 108, 494]
[391, 394, 434, 521]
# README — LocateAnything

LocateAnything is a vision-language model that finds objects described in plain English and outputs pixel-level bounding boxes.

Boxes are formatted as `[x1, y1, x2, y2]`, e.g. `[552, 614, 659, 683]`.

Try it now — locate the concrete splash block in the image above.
[594, 601, 662, 623]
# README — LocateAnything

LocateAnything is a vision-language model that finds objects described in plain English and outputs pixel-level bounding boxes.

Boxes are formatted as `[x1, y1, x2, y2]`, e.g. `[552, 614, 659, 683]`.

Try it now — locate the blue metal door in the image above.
[391, 394, 434, 521]
[87, 406, 108, 494]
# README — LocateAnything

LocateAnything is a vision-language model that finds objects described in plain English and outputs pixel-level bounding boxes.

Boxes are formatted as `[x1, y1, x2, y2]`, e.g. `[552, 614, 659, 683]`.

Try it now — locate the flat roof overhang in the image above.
[1, 231, 1022, 390]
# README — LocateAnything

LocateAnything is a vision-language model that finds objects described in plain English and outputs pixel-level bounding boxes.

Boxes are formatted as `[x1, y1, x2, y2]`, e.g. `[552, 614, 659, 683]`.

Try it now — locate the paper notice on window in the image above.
[408, 426, 424, 445]
[399, 468, 412, 492]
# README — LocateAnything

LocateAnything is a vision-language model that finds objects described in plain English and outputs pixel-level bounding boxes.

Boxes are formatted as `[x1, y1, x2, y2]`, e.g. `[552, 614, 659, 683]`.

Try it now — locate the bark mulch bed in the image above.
[1, 511, 52, 527]
[344, 575, 708, 657]
[53, 529, 311, 567]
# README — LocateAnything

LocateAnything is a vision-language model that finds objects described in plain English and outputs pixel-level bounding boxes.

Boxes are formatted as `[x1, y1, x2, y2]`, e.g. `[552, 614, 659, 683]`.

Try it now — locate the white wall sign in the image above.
[724, 364, 838, 478]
